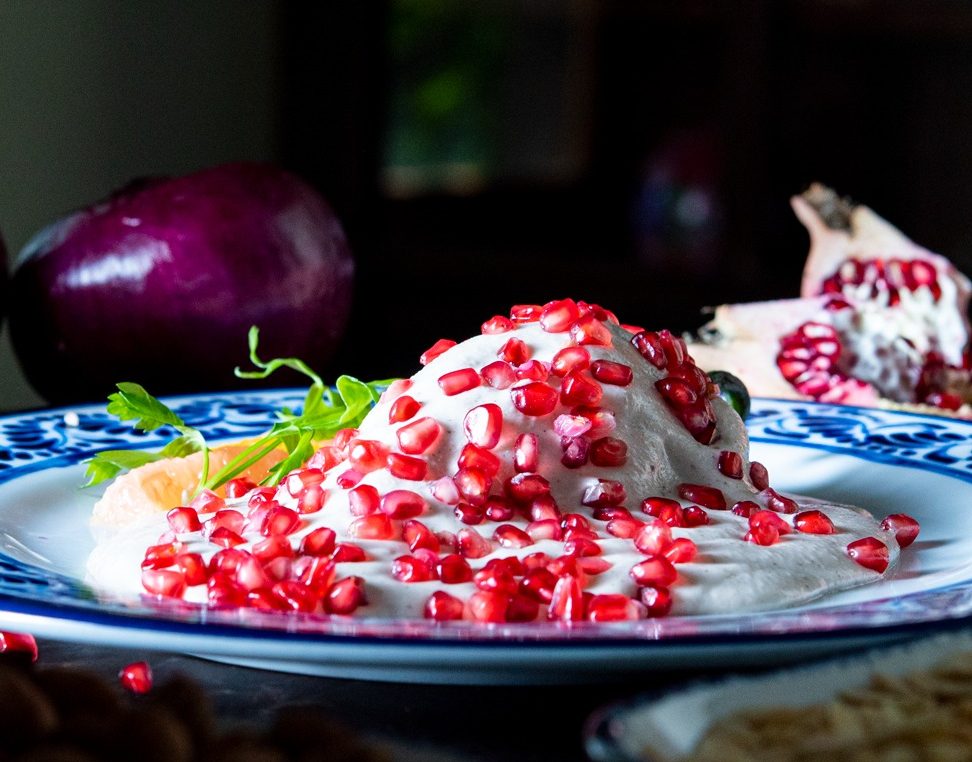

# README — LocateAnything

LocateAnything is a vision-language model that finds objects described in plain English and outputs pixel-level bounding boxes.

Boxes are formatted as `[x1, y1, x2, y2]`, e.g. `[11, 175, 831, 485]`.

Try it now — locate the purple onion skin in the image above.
[9, 163, 354, 404]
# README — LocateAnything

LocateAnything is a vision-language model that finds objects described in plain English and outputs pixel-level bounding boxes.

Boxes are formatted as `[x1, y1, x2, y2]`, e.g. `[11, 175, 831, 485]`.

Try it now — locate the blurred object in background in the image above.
[631, 126, 725, 278]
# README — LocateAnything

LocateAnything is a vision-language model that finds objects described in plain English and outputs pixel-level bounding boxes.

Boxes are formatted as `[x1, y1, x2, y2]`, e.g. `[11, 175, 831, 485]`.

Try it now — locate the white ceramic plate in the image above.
[0, 392, 971, 684]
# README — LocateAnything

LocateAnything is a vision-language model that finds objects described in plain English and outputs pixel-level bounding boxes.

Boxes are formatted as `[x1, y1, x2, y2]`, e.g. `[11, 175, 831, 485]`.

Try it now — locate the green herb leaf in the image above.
[234, 326, 325, 388]
[88, 327, 399, 493]
[106, 382, 186, 432]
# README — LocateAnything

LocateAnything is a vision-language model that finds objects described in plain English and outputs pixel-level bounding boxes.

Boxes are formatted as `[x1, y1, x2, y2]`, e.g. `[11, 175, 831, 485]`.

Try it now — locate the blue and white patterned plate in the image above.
[0, 392, 971, 684]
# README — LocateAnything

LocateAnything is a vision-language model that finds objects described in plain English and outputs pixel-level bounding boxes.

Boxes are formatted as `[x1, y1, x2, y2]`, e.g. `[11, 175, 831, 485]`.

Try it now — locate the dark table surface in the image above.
[29, 636, 764, 761]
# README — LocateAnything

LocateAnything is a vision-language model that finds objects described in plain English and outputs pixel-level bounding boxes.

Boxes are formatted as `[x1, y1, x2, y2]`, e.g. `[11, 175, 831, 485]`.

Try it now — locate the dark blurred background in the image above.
[3, 0, 972, 407]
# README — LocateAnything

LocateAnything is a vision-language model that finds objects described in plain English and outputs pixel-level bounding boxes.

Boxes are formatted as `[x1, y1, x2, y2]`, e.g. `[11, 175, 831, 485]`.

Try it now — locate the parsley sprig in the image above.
[83, 326, 396, 490]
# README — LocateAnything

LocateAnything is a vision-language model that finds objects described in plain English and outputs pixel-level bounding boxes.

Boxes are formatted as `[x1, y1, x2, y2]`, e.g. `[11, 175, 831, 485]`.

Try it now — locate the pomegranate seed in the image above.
[505, 472, 551, 504]
[526, 518, 563, 541]
[458, 443, 501, 476]
[399, 520, 436, 553]
[210, 509, 245, 535]
[381, 378, 413, 400]
[327, 576, 367, 614]
[629, 556, 678, 587]
[234, 554, 271, 591]
[554, 413, 592, 438]
[581, 479, 627, 508]
[225, 477, 257, 499]
[247, 487, 277, 509]
[520, 568, 558, 603]
[570, 315, 612, 346]
[306, 446, 342, 471]
[731, 501, 760, 518]
[587, 594, 646, 622]
[420, 338, 457, 365]
[481, 360, 517, 389]
[493, 524, 533, 549]
[664, 537, 698, 564]
[348, 439, 389, 473]
[142, 541, 183, 570]
[563, 537, 602, 557]
[538, 298, 580, 332]
[387, 452, 429, 481]
[332, 543, 368, 562]
[750, 510, 791, 535]
[511, 382, 559, 416]
[481, 315, 514, 334]
[336, 469, 364, 489]
[606, 517, 644, 539]
[119, 661, 153, 694]
[436, 554, 473, 583]
[175, 553, 208, 586]
[507, 594, 540, 622]
[271, 580, 319, 612]
[667, 364, 709, 396]
[745, 523, 780, 546]
[515, 360, 550, 382]
[296, 485, 326, 514]
[391, 555, 436, 583]
[577, 556, 612, 575]
[454, 468, 491, 506]
[141, 568, 187, 598]
[397, 417, 442, 454]
[510, 304, 543, 323]
[389, 395, 421, 423]
[474, 566, 518, 596]
[590, 359, 633, 386]
[381, 490, 427, 519]
[749, 461, 770, 490]
[551, 345, 591, 377]
[332, 427, 358, 452]
[560, 370, 603, 407]
[462, 403, 504, 450]
[573, 406, 616, 436]
[348, 484, 381, 516]
[498, 337, 531, 364]
[590, 437, 628, 467]
[639, 585, 673, 617]
[593, 505, 632, 521]
[284, 468, 325, 497]
[513, 433, 539, 472]
[677, 483, 726, 510]
[424, 590, 465, 621]
[430, 476, 461, 505]
[438, 368, 481, 396]
[632, 331, 667, 369]
[208, 548, 248, 576]
[468, 590, 509, 623]
[190, 489, 224, 514]
[209, 527, 246, 548]
[454, 501, 485, 525]
[847, 537, 890, 573]
[765, 488, 799, 514]
[683, 506, 710, 527]
[794, 510, 836, 534]
[247, 588, 290, 611]
[640, 497, 684, 527]
[655, 376, 697, 407]
[0, 632, 38, 661]
[547, 574, 585, 621]
[261, 505, 301, 536]
[458, 528, 492, 559]
[717, 451, 743, 479]
[561, 436, 590, 468]
[348, 513, 394, 540]
[634, 519, 673, 555]
[300, 527, 337, 556]
[484, 496, 515, 521]
[880, 513, 920, 547]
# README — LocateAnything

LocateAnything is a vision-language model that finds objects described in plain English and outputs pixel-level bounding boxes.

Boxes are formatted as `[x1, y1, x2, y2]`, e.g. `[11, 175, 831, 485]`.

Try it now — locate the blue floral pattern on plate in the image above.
[1, 393, 972, 682]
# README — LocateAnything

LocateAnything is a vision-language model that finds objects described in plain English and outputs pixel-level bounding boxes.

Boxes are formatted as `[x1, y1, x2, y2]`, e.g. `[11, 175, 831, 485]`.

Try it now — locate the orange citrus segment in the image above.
[91, 440, 286, 527]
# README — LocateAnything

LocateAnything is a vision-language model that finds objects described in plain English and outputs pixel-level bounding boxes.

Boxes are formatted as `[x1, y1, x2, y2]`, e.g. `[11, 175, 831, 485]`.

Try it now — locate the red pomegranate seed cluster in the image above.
[137, 298, 920, 622]
[819, 257, 943, 305]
